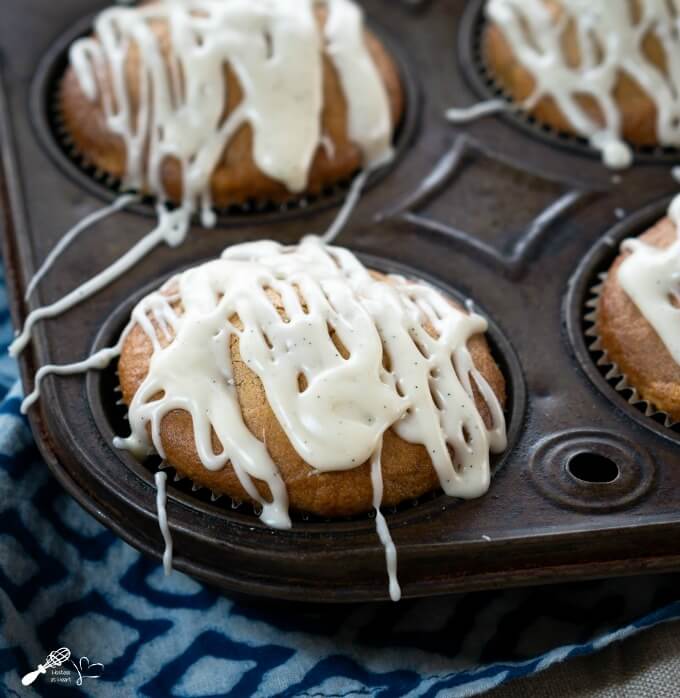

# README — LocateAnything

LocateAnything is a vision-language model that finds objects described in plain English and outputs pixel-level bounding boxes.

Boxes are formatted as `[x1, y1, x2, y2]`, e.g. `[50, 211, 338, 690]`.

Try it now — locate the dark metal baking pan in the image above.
[1, 0, 679, 602]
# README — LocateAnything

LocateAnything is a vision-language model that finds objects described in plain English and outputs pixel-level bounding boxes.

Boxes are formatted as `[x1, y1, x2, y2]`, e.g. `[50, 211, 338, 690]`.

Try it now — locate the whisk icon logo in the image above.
[21, 647, 105, 687]
[21, 647, 71, 686]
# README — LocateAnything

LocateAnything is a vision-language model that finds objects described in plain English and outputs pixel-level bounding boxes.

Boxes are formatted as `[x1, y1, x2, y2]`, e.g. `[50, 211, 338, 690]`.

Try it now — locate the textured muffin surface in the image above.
[118, 274, 506, 518]
[60, 5, 404, 207]
[597, 218, 680, 422]
[484, 0, 668, 146]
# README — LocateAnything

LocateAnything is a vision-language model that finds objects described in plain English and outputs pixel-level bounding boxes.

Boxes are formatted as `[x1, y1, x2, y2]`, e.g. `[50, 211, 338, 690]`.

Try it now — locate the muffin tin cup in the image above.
[88, 255, 526, 531]
[567, 195, 680, 444]
[3, 0, 680, 601]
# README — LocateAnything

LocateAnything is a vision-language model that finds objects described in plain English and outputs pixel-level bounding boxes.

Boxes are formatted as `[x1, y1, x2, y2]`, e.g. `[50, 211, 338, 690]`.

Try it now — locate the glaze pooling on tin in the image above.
[114, 237, 506, 599]
[485, 0, 680, 169]
[70, 0, 393, 218]
[618, 194, 680, 365]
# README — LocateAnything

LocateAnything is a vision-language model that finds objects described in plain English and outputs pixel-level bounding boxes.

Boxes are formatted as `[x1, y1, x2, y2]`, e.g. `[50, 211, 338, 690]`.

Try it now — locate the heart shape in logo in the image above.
[78, 657, 104, 679]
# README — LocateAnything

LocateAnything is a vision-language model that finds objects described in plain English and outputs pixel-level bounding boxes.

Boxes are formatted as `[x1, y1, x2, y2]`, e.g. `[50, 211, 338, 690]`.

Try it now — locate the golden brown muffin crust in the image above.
[597, 217, 680, 421]
[60, 5, 404, 207]
[484, 0, 665, 146]
[119, 274, 507, 517]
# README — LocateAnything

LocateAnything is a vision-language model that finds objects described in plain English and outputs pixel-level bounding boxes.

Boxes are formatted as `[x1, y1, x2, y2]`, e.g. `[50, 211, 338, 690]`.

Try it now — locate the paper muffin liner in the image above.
[584, 272, 679, 430]
[153, 450, 443, 523]
[50, 81, 358, 218]
[50, 93, 123, 191]
[156, 461, 235, 505]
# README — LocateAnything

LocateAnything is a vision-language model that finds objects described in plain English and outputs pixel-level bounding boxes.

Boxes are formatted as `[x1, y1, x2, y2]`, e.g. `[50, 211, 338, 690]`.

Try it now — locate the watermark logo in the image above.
[21, 647, 104, 687]
[21, 648, 71, 686]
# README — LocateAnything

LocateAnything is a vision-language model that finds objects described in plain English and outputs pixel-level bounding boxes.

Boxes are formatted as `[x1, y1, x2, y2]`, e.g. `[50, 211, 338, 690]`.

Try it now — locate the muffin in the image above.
[484, 0, 680, 167]
[62, 0, 404, 210]
[597, 205, 680, 422]
[116, 238, 508, 520]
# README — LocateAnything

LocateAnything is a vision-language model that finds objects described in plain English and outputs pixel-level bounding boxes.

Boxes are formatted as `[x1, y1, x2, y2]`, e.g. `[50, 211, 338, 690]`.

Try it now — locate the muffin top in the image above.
[116, 237, 507, 523]
[484, 0, 680, 168]
[598, 196, 680, 421]
[62, 0, 403, 215]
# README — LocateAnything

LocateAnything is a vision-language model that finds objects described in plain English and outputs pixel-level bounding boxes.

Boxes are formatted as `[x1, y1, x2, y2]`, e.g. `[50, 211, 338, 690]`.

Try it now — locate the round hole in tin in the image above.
[30, 11, 421, 225]
[567, 452, 619, 484]
[457, 0, 680, 164]
[529, 430, 655, 512]
[565, 195, 680, 445]
[86, 252, 526, 533]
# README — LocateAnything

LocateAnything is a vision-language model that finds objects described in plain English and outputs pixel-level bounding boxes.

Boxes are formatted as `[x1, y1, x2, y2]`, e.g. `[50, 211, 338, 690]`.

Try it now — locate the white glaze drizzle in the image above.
[21, 343, 125, 414]
[617, 194, 680, 365]
[485, 0, 680, 169]
[25, 194, 138, 301]
[445, 99, 508, 124]
[20, 237, 506, 597]
[19, 277, 175, 412]
[319, 168, 370, 244]
[14, 2, 405, 595]
[155, 471, 173, 575]
[370, 443, 400, 601]
[110, 236, 506, 594]
[69, 0, 393, 211]
[13, 170, 369, 362]
[12, 0, 394, 358]
[10, 205, 191, 358]
[324, 0, 393, 165]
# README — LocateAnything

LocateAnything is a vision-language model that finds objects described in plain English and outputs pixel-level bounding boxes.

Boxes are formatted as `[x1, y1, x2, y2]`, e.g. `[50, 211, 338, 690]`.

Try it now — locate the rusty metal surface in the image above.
[0, 0, 678, 602]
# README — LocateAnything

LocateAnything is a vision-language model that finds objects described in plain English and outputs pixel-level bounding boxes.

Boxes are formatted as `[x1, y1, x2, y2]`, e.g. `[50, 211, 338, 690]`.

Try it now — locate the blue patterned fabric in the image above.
[1, 260, 680, 698]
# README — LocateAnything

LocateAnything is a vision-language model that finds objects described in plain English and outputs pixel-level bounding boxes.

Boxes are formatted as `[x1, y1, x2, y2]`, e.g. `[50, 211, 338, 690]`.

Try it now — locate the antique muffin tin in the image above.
[1, 0, 679, 602]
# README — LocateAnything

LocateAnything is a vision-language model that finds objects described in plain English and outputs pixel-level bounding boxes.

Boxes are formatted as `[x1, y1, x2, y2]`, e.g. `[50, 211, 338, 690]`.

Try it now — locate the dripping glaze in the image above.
[108, 237, 507, 600]
[19, 237, 506, 600]
[69, 0, 393, 216]
[13, 0, 394, 357]
[461, 0, 680, 168]
[155, 471, 173, 576]
[10, 205, 190, 357]
[617, 194, 680, 365]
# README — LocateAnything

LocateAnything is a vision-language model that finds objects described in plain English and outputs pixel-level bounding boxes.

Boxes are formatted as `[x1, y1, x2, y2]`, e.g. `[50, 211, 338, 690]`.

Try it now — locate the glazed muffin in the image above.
[484, 0, 680, 166]
[116, 238, 507, 520]
[597, 211, 680, 422]
[61, 0, 404, 210]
